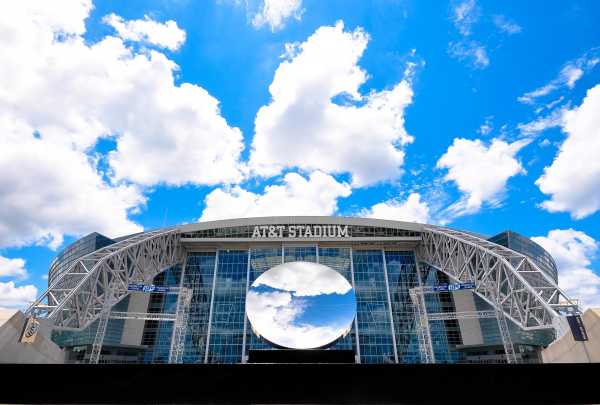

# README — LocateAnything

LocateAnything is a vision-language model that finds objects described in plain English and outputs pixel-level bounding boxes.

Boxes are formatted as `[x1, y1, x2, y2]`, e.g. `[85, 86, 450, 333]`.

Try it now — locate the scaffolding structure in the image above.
[88, 287, 191, 364]
[409, 286, 518, 364]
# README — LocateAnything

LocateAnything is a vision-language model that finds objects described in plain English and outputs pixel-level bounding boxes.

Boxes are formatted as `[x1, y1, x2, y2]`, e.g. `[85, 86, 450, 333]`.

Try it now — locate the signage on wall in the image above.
[127, 283, 169, 293]
[20, 317, 40, 344]
[251, 225, 350, 239]
[433, 282, 476, 292]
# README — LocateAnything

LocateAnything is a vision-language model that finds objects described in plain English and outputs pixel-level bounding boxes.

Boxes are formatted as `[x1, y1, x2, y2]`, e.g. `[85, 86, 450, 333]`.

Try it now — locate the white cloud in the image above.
[252, 0, 303, 31]
[448, 40, 489, 69]
[437, 138, 528, 216]
[532, 229, 600, 309]
[451, 0, 479, 36]
[536, 84, 600, 219]
[0, 125, 144, 248]
[517, 107, 567, 136]
[493, 15, 522, 35]
[363, 193, 430, 224]
[246, 289, 346, 349]
[519, 49, 600, 104]
[0, 0, 244, 188]
[0, 0, 247, 248]
[478, 116, 493, 136]
[0, 281, 37, 308]
[199, 171, 351, 222]
[0, 256, 27, 279]
[103, 14, 186, 51]
[249, 22, 414, 187]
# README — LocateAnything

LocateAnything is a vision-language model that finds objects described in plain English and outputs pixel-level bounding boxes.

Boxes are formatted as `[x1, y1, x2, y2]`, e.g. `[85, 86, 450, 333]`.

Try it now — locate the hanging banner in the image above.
[433, 282, 476, 292]
[567, 315, 588, 342]
[127, 283, 169, 293]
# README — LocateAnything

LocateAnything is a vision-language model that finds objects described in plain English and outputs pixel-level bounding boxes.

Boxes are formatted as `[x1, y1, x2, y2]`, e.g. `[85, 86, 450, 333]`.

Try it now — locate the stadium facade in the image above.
[26, 217, 581, 364]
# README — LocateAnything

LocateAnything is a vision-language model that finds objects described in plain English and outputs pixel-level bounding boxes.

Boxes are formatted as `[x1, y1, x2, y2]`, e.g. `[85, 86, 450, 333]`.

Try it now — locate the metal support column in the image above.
[89, 296, 113, 364]
[204, 251, 219, 364]
[349, 247, 361, 364]
[413, 256, 435, 363]
[382, 250, 399, 363]
[495, 303, 518, 364]
[241, 249, 251, 363]
[168, 287, 192, 364]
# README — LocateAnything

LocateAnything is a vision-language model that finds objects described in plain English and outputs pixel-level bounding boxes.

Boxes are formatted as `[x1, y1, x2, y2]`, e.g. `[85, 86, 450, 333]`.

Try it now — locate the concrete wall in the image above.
[0, 310, 65, 364]
[542, 309, 600, 363]
[452, 291, 484, 346]
[120, 292, 150, 346]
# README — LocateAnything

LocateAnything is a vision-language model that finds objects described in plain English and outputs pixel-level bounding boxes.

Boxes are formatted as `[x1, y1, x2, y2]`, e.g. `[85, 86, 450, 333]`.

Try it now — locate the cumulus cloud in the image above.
[448, 40, 489, 69]
[0, 0, 244, 187]
[199, 171, 351, 222]
[0, 1, 246, 247]
[493, 15, 522, 35]
[0, 126, 144, 248]
[0, 281, 37, 308]
[0, 256, 28, 279]
[103, 14, 186, 51]
[437, 138, 528, 216]
[536, 84, 600, 219]
[518, 49, 599, 105]
[248, 22, 414, 187]
[532, 229, 600, 309]
[363, 193, 430, 223]
[252, 0, 303, 31]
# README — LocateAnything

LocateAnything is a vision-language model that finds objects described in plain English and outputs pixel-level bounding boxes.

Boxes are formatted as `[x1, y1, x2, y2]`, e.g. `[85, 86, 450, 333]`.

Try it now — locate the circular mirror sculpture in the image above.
[246, 261, 357, 350]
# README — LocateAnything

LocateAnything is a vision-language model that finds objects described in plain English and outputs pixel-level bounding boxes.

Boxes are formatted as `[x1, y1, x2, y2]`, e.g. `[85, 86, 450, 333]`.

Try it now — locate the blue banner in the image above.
[433, 282, 476, 292]
[127, 283, 169, 293]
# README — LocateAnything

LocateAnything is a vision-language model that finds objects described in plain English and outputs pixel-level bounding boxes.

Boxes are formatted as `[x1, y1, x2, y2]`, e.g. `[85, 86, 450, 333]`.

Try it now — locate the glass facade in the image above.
[48, 232, 115, 286]
[488, 230, 558, 282]
[136, 245, 466, 364]
[50, 224, 558, 365]
[181, 225, 419, 239]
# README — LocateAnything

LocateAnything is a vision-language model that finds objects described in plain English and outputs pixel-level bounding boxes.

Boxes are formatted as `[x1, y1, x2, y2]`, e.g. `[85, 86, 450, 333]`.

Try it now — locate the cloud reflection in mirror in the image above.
[246, 261, 356, 349]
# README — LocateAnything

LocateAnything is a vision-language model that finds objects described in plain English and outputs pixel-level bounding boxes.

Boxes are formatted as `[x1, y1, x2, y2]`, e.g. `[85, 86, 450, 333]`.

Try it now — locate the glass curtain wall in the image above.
[142, 265, 182, 363]
[182, 252, 216, 363]
[352, 250, 396, 364]
[136, 246, 467, 365]
[206, 250, 248, 363]
[384, 251, 421, 363]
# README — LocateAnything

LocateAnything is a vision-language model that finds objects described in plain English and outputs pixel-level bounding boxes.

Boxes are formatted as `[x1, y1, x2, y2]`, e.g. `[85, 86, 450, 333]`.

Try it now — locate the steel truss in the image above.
[25, 228, 183, 330]
[418, 226, 580, 333]
[410, 287, 518, 364]
[88, 288, 192, 364]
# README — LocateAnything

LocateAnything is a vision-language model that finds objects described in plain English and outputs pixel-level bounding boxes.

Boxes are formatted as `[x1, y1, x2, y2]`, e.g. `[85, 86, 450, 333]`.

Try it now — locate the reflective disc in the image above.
[246, 261, 357, 349]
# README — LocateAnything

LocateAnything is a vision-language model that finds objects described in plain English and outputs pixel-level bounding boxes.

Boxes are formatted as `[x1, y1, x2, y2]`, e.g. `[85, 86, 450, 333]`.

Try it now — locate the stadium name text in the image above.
[251, 225, 350, 238]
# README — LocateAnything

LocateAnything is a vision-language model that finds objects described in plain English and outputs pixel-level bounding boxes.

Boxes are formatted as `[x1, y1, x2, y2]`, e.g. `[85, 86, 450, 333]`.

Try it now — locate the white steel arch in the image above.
[418, 225, 579, 333]
[26, 228, 183, 330]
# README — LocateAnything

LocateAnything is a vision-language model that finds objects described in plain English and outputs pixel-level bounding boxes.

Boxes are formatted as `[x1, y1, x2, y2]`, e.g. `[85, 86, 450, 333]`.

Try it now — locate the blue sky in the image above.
[1, 0, 599, 309]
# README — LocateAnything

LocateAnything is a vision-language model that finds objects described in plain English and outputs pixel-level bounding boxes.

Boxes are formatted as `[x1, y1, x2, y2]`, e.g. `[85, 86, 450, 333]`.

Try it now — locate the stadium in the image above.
[4, 217, 588, 364]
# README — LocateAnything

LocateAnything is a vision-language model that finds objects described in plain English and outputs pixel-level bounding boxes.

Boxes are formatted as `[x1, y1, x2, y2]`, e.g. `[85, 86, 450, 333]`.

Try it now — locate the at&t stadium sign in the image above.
[251, 225, 350, 239]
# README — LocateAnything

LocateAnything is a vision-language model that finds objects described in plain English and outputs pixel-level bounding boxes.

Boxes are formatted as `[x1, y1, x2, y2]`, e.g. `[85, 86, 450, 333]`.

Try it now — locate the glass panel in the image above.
[207, 250, 248, 363]
[384, 251, 421, 363]
[182, 252, 216, 363]
[352, 250, 395, 364]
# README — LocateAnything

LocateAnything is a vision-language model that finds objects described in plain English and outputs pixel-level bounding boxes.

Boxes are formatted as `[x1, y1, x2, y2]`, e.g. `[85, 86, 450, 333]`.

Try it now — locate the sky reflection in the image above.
[246, 261, 356, 349]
